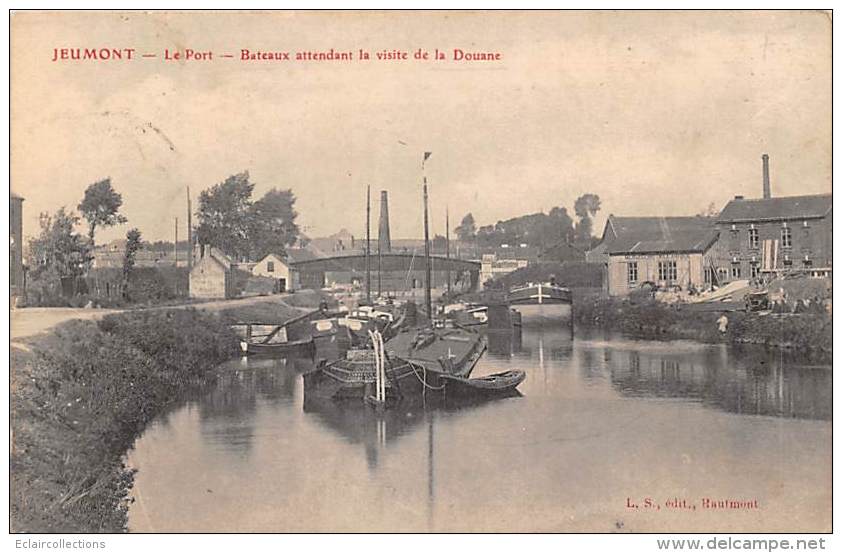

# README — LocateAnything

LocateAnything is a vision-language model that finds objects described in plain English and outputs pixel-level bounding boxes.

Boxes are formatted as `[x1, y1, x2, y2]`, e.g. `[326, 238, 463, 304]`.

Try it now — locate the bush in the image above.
[11, 310, 239, 532]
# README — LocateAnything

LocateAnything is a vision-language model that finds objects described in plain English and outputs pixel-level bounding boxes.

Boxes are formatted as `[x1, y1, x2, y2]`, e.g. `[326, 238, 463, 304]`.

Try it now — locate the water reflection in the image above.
[128, 326, 831, 532]
[197, 357, 310, 456]
[602, 341, 831, 420]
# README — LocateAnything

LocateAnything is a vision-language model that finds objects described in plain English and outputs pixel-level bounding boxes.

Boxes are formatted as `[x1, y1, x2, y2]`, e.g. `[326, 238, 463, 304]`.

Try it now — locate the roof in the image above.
[257, 252, 286, 263]
[717, 194, 832, 223]
[208, 247, 233, 269]
[605, 216, 718, 255]
[10, 191, 24, 201]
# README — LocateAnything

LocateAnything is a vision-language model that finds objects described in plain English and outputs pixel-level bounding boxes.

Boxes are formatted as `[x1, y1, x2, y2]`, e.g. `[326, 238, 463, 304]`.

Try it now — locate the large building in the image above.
[600, 215, 719, 296]
[712, 194, 832, 283]
[710, 154, 832, 283]
[10, 191, 24, 305]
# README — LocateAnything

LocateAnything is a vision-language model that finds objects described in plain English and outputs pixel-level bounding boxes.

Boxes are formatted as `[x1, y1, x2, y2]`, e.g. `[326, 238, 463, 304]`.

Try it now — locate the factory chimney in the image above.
[762, 153, 771, 199]
[378, 190, 391, 253]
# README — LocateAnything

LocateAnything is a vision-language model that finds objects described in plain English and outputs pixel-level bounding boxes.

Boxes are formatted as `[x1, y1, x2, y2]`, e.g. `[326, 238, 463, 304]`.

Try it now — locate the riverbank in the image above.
[9, 291, 329, 532]
[572, 294, 832, 360]
[10, 309, 239, 532]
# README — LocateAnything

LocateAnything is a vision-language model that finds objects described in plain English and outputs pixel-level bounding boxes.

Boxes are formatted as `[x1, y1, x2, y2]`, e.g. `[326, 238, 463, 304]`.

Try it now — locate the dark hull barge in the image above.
[304, 327, 488, 403]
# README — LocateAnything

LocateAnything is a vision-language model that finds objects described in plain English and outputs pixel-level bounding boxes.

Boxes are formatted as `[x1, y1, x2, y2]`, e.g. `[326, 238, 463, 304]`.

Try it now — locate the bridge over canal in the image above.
[289, 252, 481, 293]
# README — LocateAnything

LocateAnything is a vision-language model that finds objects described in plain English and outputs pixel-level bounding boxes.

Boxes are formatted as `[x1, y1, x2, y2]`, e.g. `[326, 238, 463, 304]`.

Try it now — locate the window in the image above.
[748, 228, 759, 249]
[267, 261, 275, 273]
[627, 262, 638, 285]
[658, 260, 677, 283]
[731, 264, 741, 279]
[803, 258, 813, 268]
[750, 263, 760, 278]
[704, 267, 712, 285]
[781, 227, 792, 248]
[729, 228, 740, 247]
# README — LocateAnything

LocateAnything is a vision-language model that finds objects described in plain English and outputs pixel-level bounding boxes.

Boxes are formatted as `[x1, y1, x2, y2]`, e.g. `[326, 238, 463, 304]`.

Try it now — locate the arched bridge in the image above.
[289, 252, 480, 273]
[290, 252, 481, 291]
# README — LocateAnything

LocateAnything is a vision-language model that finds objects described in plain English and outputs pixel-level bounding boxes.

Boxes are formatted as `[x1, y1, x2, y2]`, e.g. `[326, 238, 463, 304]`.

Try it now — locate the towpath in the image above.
[11, 294, 297, 343]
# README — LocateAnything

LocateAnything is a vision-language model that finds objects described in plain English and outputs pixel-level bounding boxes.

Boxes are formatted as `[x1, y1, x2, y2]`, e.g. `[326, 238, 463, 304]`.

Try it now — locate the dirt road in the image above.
[10, 294, 297, 342]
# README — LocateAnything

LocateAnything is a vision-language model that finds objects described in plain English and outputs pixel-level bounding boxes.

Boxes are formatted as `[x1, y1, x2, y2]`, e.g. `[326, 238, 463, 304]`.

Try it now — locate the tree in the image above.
[247, 188, 299, 260]
[696, 202, 719, 218]
[544, 206, 576, 246]
[122, 228, 143, 300]
[27, 208, 92, 282]
[455, 213, 477, 241]
[195, 172, 255, 260]
[78, 178, 127, 248]
[574, 193, 602, 243]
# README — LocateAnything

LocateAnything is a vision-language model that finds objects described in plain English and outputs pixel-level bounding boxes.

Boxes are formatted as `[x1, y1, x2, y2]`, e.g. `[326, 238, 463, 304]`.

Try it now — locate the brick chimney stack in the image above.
[762, 153, 771, 199]
[378, 190, 391, 253]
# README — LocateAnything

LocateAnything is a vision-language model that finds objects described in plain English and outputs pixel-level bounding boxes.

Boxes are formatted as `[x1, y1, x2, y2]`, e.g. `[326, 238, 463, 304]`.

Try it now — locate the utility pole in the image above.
[187, 186, 192, 271]
[174, 217, 179, 296]
[174, 217, 178, 267]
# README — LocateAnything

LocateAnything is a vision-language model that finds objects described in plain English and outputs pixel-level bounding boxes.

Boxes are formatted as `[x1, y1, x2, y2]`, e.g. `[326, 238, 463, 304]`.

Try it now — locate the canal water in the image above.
[127, 328, 831, 533]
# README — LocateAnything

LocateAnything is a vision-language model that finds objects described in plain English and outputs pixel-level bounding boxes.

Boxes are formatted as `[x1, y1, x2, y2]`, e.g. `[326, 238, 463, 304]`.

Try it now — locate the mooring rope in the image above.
[407, 360, 447, 390]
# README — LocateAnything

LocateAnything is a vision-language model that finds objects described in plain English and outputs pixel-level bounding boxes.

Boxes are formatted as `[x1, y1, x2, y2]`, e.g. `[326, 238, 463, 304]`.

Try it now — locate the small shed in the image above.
[189, 247, 237, 299]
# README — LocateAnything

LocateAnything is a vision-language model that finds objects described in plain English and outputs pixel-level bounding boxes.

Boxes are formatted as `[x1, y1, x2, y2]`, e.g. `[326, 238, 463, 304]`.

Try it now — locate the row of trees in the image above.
[454, 193, 602, 250]
[27, 179, 143, 300]
[26, 172, 301, 302]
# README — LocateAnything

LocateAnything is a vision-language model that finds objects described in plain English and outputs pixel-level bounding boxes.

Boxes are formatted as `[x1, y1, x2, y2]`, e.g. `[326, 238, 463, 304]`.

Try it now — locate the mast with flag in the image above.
[422, 151, 433, 320]
[366, 184, 371, 304]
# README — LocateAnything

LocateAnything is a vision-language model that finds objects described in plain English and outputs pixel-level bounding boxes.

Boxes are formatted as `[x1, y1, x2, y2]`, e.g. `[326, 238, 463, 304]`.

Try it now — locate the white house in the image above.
[190, 247, 236, 299]
[252, 253, 299, 292]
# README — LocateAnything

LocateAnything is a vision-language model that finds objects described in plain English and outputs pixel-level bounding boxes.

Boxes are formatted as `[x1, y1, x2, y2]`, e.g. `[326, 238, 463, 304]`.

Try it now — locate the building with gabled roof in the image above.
[712, 193, 832, 283]
[596, 215, 720, 296]
[252, 252, 301, 293]
[189, 246, 240, 299]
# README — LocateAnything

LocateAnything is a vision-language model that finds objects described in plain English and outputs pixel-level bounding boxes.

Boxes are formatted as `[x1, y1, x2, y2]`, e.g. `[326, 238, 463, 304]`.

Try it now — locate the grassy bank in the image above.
[217, 289, 337, 324]
[10, 309, 240, 532]
[573, 295, 832, 360]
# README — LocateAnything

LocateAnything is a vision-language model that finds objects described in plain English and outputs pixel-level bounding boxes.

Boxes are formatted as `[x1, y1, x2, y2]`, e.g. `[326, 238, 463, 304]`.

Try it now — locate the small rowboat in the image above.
[440, 370, 526, 397]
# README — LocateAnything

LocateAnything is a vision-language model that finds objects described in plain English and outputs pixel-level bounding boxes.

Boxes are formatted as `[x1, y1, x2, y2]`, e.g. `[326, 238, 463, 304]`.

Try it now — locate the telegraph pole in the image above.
[187, 186, 193, 271]
[174, 217, 178, 267]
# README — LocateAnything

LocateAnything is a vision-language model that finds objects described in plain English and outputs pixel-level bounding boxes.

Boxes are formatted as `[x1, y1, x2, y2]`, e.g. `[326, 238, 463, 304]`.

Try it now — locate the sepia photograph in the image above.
[8, 9, 833, 539]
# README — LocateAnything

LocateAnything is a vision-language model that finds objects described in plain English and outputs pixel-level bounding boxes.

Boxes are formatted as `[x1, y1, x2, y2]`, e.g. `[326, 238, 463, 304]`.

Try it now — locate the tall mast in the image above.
[422, 152, 432, 320]
[446, 207, 451, 296]
[377, 218, 382, 299]
[366, 184, 371, 303]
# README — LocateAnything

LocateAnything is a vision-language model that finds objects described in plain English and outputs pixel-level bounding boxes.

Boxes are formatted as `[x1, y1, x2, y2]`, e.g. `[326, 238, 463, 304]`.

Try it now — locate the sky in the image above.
[11, 10, 832, 244]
